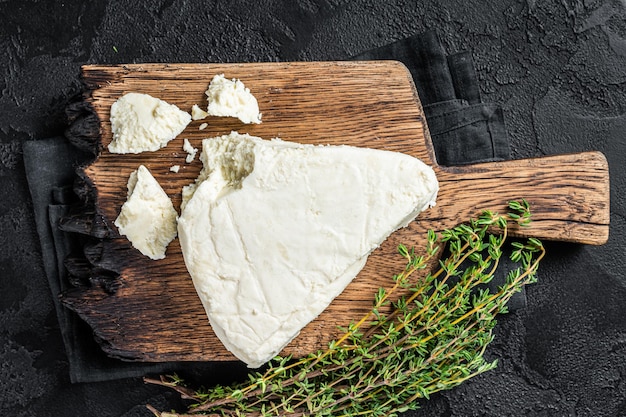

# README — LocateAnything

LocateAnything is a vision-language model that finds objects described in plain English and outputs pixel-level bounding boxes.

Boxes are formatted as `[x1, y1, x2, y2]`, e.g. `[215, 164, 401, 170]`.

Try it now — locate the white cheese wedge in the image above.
[178, 132, 438, 368]
[205, 74, 262, 124]
[114, 165, 178, 260]
[108, 93, 191, 154]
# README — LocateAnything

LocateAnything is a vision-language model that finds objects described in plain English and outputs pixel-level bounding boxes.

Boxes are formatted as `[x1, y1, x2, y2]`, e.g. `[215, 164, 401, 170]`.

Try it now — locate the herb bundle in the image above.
[146, 201, 544, 417]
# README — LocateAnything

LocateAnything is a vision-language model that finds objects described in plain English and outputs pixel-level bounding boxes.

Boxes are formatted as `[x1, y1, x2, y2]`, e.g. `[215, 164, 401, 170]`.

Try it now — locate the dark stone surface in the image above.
[1, 0, 624, 415]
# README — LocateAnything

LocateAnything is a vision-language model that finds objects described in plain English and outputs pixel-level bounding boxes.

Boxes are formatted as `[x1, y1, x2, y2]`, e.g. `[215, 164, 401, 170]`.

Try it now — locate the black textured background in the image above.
[1, 0, 625, 416]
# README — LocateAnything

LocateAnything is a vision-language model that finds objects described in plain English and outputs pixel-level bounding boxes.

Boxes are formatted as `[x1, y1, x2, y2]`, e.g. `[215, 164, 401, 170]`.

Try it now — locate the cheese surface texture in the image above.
[108, 93, 191, 154]
[177, 132, 438, 368]
[115, 165, 178, 260]
[205, 74, 262, 124]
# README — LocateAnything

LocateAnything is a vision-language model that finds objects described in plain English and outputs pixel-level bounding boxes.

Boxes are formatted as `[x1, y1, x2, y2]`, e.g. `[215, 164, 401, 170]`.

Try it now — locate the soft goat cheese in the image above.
[205, 74, 262, 124]
[183, 138, 198, 163]
[191, 104, 209, 121]
[178, 131, 438, 367]
[114, 165, 178, 260]
[108, 93, 191, 154]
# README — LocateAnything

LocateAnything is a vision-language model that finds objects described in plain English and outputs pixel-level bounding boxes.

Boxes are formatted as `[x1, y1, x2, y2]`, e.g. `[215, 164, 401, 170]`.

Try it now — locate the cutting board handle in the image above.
[422, 151, 610, 245]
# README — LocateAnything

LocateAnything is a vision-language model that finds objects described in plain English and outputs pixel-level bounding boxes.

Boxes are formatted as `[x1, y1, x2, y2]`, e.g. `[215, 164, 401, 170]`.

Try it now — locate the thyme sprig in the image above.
[146, 200, 544, 417]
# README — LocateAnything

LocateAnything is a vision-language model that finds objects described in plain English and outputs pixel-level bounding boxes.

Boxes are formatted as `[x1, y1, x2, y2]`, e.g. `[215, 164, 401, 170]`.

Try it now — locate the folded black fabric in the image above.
[425, 101, 509, 165]
[447, 51, 482, 105]
[24, 30, 523, 384]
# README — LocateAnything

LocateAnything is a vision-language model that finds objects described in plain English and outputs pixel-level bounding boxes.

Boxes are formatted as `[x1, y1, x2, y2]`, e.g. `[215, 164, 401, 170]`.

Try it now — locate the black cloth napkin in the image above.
[23, 30, 523, 383]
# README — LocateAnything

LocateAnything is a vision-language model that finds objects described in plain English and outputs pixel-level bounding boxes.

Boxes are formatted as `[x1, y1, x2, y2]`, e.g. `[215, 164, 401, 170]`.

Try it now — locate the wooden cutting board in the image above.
[63, 62, 609, 362]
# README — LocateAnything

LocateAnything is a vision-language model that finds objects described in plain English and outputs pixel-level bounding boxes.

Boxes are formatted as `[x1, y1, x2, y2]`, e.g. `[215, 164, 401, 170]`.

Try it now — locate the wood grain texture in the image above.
[63, 62, 609, 362]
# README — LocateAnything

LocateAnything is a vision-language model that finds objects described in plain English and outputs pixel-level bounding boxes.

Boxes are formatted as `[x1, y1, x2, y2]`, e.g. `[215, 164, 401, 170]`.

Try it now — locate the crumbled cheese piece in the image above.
[183, 138, 198, 163]
[178, 131, 438, 367]
[114, 165, 178, 260]
[205, 74, 262, 124]
[191, 104, 209, 120]
[199, 122, 208, 130]
[108, 93, 191, 154]
[169, 165, 180, 173]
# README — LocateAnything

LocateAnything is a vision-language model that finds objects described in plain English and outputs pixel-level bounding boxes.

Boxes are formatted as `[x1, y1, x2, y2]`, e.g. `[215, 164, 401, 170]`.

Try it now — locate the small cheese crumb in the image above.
[170, 165, 180, 173]
[114, 165, 178, 260]
[183, 138, 198, 163]
[108, 93, 191, 154]
[191, 104, 209, 120]
[199, 123, 208, 130]
[205, 74, 262, 124]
